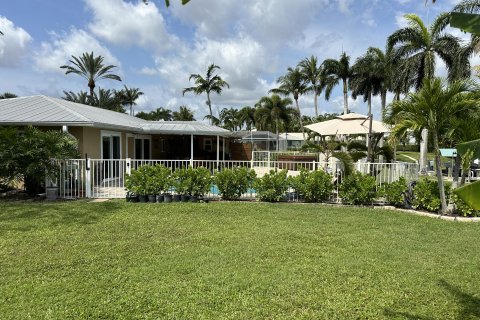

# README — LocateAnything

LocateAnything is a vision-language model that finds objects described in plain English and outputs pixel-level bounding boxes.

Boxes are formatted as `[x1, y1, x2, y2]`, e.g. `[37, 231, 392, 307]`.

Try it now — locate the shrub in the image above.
[339, 172, 377, 205]
[450, 193, 480, 217]
[379, 177, 408, 207]
[173, 167, 190, 195]
[151, 164, 173, 194]
[125, 166, 149, 195]
[214, 167, 256, 200]
[254, 170, 289, 202]
[190, 167, 212, 197]
[290, 169, 334, 203]
[412, 178, 451, 212]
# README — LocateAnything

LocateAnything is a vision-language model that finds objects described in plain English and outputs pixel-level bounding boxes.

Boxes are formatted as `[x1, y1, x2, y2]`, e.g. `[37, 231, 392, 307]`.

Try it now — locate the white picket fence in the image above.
[51, 158, 419, 200]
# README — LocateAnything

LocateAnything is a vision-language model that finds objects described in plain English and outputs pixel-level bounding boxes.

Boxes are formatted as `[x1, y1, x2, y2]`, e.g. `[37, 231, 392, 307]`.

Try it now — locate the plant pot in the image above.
[130, 195, 139, 203]
[148, 195, 156, 203]
[173, 194, 181, 202]
[189, 195, 199, 203]
[139, 195, 148, 203]
[181, 194, 189, 202]
[46, 187, 59, 201]
[164, 194, 172, 203]
[156, 194, 165, 203]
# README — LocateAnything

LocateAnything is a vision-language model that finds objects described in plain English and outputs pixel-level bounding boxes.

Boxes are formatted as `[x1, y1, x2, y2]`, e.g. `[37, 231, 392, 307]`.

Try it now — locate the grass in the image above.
[1, 201, 480, 319]
[397, 151, 452, 164]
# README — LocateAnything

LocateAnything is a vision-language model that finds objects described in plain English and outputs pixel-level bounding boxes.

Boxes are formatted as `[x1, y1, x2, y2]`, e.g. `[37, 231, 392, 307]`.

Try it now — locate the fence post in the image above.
[267, 152, 271, 170]
[126, 158, 131, 175]
[312, 160, 316, 171]
[85, 158, 92, 198]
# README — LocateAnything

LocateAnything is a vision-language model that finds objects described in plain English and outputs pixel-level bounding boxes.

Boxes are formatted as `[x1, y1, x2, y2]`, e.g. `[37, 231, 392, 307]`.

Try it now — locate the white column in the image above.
[216, 135, 220, 169]
[85, 158, 92, 198]
[222, 137, 225, 161]
[190, 134, 194, 167]
[419, 129, 428, 174]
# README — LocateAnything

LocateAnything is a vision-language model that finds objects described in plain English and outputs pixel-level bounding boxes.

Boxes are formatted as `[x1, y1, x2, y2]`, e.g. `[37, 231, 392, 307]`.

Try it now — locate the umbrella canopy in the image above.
[305, 113, 390, 136]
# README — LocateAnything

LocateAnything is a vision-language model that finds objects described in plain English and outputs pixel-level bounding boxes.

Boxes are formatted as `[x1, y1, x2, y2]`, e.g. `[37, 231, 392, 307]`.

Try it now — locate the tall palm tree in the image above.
[385, 77, 479, 214]
[350, 48, 384, 162]
[269, 67, 308, 140]
[254, 94, 293, 150]
[92, 88, 125, 113]
[173, 105, 195, 121]
[298, 56, 334, 117]
[60, 52, 122, 96]
[387, 13, 463, 89]
[118, 85, 144, 116]
[388, 13, 464, 172]
[322, 52, 353, 115]
[182, 64, 229, 124]
[219, 107, 241, 131]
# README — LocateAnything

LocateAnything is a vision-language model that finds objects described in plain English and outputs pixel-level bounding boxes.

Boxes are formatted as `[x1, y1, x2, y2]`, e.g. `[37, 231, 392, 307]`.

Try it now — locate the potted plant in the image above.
[125, 166, 149, 203]
[190, 167, 212, 202]
[173, 167, 190, 202]
[151, 164, 173, 203]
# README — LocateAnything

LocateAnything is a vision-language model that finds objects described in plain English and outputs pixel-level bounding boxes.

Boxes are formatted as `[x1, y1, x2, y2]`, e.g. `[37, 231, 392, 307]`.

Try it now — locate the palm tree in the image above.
[298, 56, 334, 117]
[60, 52, 122, 96]
[182, 64, 229, 124]
[238, 106, 256, 131]
[254, 94, 293, 150]
[136, 107, 173, 121]
[62, 91, 90, 104]
[0, 92, 17, 99]
[322, 52, 353, 115]
[349, 47, 384, 162]
[92, 88, 125, 113]
[387, 13, 463, 89]
[269, 67, 308, 140]
[118, 85, 144, 116]
[385, 77, 479, 214]
[218, 107, 241, 131]
[173, 105, 195, 121]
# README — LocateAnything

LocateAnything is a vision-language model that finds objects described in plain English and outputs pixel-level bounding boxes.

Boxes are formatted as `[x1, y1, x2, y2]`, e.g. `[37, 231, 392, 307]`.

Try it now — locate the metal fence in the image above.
[51, 158, 418, 200]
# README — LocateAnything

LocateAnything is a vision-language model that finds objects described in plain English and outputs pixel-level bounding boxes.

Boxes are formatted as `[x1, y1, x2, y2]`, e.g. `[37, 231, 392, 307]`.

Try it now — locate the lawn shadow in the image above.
[384, 279, 480, 320]
[0, 200, 123, 232]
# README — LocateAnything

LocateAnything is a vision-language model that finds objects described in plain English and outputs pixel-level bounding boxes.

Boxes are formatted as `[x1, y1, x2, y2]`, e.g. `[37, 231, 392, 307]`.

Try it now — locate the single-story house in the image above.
[0, 95, 231, 160]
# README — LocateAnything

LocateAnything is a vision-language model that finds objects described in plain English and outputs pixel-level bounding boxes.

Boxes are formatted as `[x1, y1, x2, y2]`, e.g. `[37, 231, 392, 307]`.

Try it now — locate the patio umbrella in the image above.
[305, 113, 390, 136]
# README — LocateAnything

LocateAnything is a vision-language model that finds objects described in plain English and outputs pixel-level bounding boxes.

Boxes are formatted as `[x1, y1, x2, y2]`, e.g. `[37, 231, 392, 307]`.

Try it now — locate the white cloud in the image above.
[0, 16, 32, 67]
[395, 12, 409, 28]
[85, 0, 177, 52]
[33, 28, 121, 75]
[337, 0, 353, 14]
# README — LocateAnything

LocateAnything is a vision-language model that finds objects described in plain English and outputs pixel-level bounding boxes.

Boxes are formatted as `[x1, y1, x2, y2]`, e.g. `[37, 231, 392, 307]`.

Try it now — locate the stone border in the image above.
[373, 206, 480, 222]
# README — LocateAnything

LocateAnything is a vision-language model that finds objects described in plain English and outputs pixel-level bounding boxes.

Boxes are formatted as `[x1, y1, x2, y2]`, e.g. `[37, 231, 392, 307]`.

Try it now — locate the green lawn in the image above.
[397, 151, 452, 164]
[1, 201, 479, 319]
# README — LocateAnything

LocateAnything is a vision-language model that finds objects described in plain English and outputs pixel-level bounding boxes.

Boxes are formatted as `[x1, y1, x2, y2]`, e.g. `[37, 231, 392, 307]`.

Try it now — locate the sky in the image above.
[0, 0, 471, 121]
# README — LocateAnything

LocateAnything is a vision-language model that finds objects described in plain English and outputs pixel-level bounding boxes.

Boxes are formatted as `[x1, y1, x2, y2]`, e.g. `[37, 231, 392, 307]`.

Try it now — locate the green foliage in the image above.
[379, 177, 408, 207]
[173, 167, 212, 196]
[254, 170, 289, 202]
[451, 193, 480, 217]
[125, 166, 150, 195]
[151, 164, 173, 193]
[213, 167, 256, 200]
[289, 169, 334, 203]
[0, 126, 79, 194]
[339, 172, 377, 205]
[412, 179, 451, 213]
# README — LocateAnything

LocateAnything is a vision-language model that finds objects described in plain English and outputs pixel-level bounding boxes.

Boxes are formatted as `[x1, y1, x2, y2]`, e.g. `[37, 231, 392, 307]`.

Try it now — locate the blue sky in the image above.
[0, 0, 469, 120]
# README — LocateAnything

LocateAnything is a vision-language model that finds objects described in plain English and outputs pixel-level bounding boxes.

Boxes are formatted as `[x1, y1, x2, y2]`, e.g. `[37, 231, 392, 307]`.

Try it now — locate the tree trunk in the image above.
[295, 98, 306, 141]
[88, 80, 95, 97]
[130, 104, 133, 116]
[206, 92, 213, 125]
[314, 90, 319, 117]
[419, 129, 429, 174]
[433, 132, 448, 214]
[367, 93, 373, 162]
[381, 90, 387, 121]
[342, 78, 349, 114]
[452, 155, 461, 189]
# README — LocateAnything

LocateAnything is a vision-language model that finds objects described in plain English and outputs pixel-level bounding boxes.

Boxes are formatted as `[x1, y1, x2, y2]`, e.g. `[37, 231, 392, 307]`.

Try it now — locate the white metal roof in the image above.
[0, 95, 229, 136]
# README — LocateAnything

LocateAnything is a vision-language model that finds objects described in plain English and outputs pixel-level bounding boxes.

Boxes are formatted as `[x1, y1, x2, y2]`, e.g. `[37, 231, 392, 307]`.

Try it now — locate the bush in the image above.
[214, 167, 256, 200]
[125, 165, 151, 195]
[254, 170, 289, 202]
[450, 193, 480, 217]
[290, 169, 334, 203]
[339, 172, 377, 205]
[412, 179, 451, 213]
[173, 166, 212, 196]
[0, 126, 79, 194]
[379, 177, 408, 207]
[151, 164, 173, 194]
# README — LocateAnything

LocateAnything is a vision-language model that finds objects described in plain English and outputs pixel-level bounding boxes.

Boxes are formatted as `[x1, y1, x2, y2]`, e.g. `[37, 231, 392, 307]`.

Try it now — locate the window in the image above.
[204, 138, 212, 152]
[134, 138, 151, 159]
[101, 132, 121, 159]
